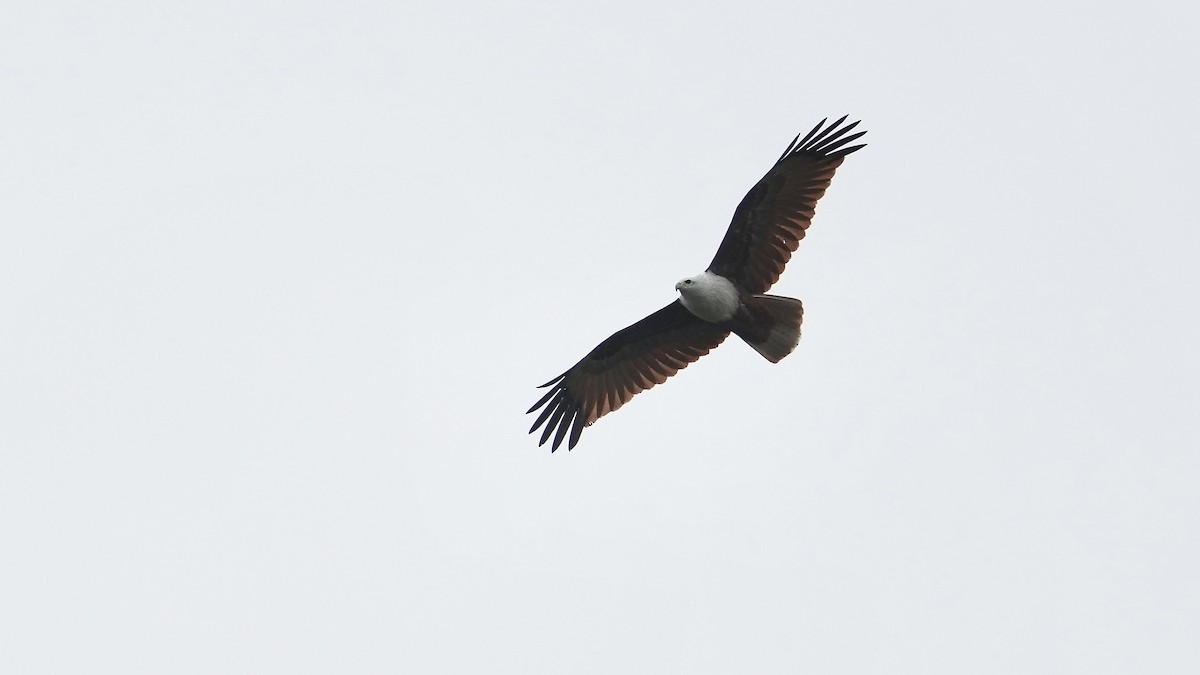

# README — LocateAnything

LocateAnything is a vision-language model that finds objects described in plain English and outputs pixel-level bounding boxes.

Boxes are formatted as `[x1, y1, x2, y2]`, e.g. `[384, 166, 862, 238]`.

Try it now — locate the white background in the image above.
[3, 1, 1198, 672]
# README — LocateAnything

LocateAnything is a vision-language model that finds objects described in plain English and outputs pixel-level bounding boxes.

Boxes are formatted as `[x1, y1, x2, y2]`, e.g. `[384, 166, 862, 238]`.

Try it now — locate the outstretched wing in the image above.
[708, 116, 867, 295]
[527, 301, 730, 451]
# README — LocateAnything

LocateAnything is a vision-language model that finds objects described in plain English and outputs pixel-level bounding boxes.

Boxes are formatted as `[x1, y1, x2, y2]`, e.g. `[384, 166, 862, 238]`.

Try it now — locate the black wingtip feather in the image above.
[776, 131, 804, 164]
[792, 117, 828, 154]
[528, 377, 587, 451]
[529, 392, 560, 433]
[804, 114, 848, 150]
[811, 120, 859, 151]
[527, 385, 560, 415]
[814, 128, 866, 157]
[552, 405, 577, 451]
[779, 115, 868, 164]
[568, 409, 586, 450]
[539, 398, 569, 446]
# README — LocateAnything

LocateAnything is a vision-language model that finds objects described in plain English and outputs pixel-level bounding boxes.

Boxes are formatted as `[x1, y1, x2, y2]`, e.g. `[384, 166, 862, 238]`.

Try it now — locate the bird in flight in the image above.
[528, 116, 866, 451]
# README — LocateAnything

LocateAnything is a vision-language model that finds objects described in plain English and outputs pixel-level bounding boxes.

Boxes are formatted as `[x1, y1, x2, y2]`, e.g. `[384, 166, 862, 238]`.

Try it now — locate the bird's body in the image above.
[528, 116, 866, 451]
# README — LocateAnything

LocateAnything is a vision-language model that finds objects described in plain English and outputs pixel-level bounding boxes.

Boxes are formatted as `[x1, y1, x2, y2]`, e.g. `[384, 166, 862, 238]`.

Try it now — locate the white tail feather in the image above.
[734, 295, 804, 363]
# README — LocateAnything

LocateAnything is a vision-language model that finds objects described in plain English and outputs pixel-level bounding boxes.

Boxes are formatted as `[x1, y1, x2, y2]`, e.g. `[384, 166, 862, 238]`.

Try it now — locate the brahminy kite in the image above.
[528, 116, 866, 451]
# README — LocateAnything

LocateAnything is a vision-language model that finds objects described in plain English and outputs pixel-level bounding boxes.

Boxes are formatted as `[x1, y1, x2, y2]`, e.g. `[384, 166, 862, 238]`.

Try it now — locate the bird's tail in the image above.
[732, 295, 804, 363]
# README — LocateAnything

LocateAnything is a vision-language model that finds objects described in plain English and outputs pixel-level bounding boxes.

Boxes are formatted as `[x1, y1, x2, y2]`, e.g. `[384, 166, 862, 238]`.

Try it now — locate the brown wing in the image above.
[707, 116, 867, 294]
[527, 300, 730, 451]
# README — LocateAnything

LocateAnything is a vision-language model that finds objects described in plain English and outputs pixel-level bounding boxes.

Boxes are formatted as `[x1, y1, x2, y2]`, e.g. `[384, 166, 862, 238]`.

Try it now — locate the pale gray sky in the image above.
[3, 1, 1198, 673]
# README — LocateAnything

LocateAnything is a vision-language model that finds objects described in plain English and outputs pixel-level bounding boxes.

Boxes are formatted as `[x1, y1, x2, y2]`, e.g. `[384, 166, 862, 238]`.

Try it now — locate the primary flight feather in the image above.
[528, 116, 867, 451]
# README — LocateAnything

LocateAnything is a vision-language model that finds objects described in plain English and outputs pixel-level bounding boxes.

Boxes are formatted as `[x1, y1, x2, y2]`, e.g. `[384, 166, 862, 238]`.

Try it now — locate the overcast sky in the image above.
[3, 1, 1198, 673]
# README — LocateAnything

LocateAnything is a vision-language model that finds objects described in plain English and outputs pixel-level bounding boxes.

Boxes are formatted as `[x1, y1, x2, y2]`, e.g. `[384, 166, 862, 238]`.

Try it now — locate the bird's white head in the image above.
[674, 271, 739, 322]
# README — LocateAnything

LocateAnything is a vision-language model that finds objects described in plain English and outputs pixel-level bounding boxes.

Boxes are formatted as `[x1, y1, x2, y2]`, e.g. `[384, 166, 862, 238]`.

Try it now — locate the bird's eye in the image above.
[685, 280, 693, 285]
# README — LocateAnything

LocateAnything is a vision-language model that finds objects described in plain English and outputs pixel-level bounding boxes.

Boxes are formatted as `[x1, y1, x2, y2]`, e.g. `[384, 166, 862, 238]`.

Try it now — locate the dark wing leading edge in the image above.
[527, 300, 730, 451]
[707, 116, 867, 295]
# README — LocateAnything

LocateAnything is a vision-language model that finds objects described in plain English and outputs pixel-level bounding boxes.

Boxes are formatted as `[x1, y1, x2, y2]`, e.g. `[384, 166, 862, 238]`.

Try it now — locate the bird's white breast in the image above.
[677, 271, 739, 323]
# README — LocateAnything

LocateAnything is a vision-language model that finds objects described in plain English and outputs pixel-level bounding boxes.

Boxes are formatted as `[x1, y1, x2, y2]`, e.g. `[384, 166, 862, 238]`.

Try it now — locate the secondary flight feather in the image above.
[528, 116, 867, 451]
